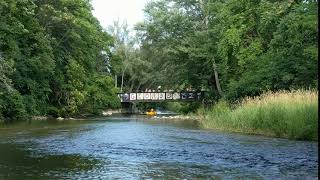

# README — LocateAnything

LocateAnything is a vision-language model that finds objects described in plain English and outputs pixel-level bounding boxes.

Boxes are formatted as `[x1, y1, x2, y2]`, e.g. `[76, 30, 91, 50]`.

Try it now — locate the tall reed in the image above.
[200, 90, 318, 140]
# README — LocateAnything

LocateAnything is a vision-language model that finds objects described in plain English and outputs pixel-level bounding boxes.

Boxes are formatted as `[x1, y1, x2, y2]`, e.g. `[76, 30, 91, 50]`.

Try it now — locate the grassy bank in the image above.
[198, 90, 318, 141]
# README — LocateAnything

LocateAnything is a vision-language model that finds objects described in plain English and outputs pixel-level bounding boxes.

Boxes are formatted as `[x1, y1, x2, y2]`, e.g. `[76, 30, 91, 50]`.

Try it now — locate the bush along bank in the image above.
[198, 90, 318, 141]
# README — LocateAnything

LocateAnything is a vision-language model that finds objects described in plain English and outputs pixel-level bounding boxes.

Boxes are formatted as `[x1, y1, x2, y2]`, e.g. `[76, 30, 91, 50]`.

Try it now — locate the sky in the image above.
[91, 0, 150, 30]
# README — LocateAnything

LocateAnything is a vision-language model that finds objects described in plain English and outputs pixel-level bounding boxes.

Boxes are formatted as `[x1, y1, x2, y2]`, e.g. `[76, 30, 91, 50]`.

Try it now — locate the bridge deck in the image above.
[118, 91, 204, 102]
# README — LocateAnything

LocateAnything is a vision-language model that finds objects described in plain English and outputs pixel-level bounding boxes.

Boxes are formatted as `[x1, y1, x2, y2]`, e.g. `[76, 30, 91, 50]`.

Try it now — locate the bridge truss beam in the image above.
[117, 91, 205, 103]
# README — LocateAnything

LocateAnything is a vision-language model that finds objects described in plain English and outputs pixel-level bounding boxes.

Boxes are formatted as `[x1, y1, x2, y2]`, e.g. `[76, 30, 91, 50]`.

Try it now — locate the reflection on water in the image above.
[0, 117, 318, 179]
[0, 143, 100, 179]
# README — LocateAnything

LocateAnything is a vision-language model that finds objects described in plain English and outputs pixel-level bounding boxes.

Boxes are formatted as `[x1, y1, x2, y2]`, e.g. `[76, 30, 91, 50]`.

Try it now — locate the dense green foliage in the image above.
[108, 20, 153, 92]
[0, 0, 119, 121]
[127, 0, 318, 103]
[0, 0, 318, 127]
[199, 90, 318, 140]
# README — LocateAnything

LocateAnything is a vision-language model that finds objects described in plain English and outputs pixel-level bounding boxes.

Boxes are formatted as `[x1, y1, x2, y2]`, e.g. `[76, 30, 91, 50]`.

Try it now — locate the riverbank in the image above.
[1, 89, 317, 142]
[197, 90, 318, 141]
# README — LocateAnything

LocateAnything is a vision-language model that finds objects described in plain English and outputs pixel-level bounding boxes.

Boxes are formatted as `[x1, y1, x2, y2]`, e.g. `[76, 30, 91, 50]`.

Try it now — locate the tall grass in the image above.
[199, 90, 318, 141]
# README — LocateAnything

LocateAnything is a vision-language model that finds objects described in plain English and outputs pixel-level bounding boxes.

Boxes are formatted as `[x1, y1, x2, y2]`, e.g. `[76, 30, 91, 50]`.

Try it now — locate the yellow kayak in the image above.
[146, 111, 157, 116]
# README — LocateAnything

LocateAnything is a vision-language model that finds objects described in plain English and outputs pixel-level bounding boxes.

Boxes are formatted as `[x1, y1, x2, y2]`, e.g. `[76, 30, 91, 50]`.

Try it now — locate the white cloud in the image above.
[91, 0, 150, 30]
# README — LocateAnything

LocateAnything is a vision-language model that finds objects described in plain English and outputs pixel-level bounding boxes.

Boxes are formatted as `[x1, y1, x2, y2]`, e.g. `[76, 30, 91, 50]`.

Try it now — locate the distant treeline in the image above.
[117, 0, 318, 104]
[0, 0, 119, 122]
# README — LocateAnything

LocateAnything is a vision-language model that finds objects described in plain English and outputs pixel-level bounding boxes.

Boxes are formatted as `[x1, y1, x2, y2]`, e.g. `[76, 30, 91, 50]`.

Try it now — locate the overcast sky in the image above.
[91, 0, 150, 30]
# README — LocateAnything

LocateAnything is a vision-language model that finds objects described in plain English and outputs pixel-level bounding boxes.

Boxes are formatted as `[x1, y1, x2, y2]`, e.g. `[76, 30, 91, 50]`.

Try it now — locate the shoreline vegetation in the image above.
[196, 90, 318, 141]
[2, 90, 317, 141]
[0, 1, 317, 143]
[1, 90, 317, 141]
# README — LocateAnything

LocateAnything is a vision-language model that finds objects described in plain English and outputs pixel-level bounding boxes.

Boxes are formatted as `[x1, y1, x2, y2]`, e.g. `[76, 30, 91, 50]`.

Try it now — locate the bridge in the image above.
[118, 91, 205, 102]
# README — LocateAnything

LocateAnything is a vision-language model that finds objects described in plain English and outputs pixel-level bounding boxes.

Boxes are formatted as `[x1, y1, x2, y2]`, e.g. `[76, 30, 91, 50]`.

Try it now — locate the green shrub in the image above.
[165, 102, 183, 113]
[0, 91, 28, 122]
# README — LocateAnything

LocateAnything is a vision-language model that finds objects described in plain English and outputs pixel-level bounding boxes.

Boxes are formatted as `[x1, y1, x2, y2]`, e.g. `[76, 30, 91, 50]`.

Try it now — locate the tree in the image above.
[136, 0, 318, 102]
[109, 20, 153, 92]
[0, 53, 13, 92]
[0, 0, 120, 120]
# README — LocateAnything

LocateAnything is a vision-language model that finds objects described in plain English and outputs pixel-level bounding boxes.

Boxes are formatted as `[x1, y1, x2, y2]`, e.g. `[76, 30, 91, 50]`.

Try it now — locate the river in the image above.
[0, 116, 318, 179]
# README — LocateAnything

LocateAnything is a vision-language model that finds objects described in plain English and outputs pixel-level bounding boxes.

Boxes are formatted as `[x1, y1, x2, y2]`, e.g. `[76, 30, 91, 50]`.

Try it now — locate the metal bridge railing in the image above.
[117, 91, 205, 102]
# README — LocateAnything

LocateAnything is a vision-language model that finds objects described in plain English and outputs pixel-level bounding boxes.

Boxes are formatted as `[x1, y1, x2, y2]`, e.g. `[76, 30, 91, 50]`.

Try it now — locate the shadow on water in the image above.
[0, 143, 101, 180]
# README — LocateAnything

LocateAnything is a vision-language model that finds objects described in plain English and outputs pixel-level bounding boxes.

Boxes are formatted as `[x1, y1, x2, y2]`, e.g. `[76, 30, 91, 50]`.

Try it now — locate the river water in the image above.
[0, 116, 318, 179]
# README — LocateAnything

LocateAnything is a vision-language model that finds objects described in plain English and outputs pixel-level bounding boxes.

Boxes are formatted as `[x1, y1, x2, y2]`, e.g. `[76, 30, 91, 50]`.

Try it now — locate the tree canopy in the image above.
[131, 0, 318, 101]
[0, 0, 119, 121]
